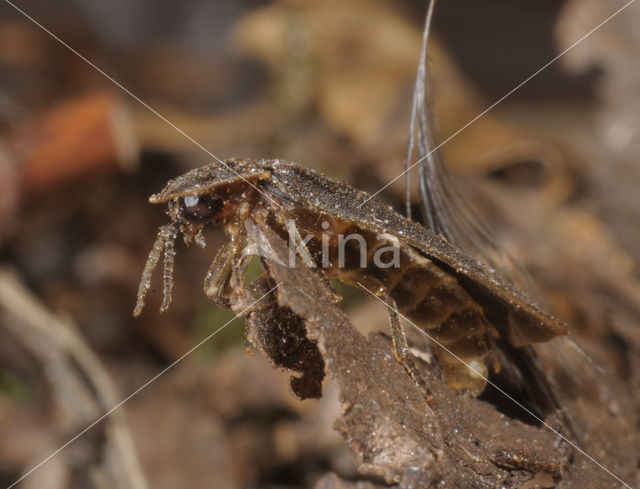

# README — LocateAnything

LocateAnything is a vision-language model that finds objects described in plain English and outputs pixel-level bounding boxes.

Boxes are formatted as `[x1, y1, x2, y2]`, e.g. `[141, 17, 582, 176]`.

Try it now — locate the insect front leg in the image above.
[204, 220, 249, 307]
[378, 288, 433, 401]
[203, 239, 237, 308]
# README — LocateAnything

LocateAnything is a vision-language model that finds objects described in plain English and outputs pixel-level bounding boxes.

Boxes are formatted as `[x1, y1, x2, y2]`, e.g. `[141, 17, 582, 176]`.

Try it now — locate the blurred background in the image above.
[0, 0, 639, 488]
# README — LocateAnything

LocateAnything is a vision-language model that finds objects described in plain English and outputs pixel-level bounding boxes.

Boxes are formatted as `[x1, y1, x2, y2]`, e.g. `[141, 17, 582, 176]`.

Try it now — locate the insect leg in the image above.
[378, 288, 432, 400]
[203, 239, 235, 307]
[226, 223, 266, 313]
[230, 251, 252, 295]
[203, 219, 252, 307]
[286, 220, 341, 304]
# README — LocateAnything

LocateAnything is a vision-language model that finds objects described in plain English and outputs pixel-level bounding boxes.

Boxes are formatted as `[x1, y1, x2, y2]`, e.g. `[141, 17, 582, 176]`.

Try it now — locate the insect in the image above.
[134, 158, 568, 396]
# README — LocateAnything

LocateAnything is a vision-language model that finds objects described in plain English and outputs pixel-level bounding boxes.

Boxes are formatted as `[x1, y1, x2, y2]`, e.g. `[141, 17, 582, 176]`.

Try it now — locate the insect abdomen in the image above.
[332, 230, 495, 395]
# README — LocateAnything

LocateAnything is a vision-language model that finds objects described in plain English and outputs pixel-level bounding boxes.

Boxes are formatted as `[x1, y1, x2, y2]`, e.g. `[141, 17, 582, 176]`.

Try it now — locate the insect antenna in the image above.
[133, 223, 177, 317]
[160, 224, 178, 312]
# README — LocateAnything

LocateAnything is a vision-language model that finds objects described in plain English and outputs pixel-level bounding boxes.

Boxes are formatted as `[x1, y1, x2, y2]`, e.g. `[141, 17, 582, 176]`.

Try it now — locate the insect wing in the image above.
[267, 162, 568, 346]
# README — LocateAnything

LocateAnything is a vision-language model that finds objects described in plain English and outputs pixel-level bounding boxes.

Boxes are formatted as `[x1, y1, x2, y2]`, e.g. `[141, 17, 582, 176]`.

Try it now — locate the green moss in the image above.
[0, 370, 30, 402]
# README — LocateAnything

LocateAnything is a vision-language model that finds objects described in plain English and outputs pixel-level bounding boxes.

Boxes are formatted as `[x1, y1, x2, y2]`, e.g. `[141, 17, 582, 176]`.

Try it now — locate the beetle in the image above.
[134, 158, 568, 396]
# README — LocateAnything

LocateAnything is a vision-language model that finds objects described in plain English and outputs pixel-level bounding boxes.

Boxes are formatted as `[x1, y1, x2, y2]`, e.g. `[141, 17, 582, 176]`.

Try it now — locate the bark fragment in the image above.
[237, 221, 601, 488]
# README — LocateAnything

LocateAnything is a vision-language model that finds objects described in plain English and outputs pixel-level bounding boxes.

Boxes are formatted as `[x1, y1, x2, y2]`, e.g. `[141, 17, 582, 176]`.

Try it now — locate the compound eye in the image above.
[181, 194, 223, 223]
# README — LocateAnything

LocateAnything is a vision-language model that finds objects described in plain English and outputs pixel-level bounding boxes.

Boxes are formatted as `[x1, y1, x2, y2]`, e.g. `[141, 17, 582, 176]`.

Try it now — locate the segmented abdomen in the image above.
[329, 228, 496, 395]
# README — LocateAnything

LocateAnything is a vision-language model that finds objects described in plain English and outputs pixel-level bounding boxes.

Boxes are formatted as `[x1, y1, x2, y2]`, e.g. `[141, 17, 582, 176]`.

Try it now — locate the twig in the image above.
[0, 267, 148, 489]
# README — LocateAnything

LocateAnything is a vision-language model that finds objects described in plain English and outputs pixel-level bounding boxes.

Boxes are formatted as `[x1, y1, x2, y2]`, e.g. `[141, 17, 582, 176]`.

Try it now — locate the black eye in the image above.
[181, 195, 223, 223]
